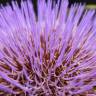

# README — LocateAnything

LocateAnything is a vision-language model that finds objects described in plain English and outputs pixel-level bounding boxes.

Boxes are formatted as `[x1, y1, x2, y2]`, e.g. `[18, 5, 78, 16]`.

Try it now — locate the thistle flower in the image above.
[0, 0, 96, 96]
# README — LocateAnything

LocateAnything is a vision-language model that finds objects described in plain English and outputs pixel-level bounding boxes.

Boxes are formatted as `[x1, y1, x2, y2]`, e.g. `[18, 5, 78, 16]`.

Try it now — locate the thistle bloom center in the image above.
[0, 0, 96, 96]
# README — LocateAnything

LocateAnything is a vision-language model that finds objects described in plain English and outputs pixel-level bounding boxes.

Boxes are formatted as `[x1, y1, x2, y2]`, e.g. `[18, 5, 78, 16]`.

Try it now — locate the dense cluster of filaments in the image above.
[0, 0, 96, 96]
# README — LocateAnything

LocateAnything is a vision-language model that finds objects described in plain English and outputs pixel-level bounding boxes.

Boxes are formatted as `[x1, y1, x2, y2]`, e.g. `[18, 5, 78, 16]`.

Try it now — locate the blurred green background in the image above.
[0, 0, 96, 5]
[69, 0, 96, 4]
[0, 0, 96, 9]
[69, 0, 96, 9]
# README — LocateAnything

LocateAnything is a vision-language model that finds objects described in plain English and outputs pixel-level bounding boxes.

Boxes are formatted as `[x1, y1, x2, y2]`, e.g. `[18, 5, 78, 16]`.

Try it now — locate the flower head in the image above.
[0, 0, 96, 96]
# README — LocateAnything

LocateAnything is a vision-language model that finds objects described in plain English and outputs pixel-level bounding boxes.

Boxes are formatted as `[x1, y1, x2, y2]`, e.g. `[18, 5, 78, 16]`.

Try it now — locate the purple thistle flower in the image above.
[0, 0, 96, 96]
